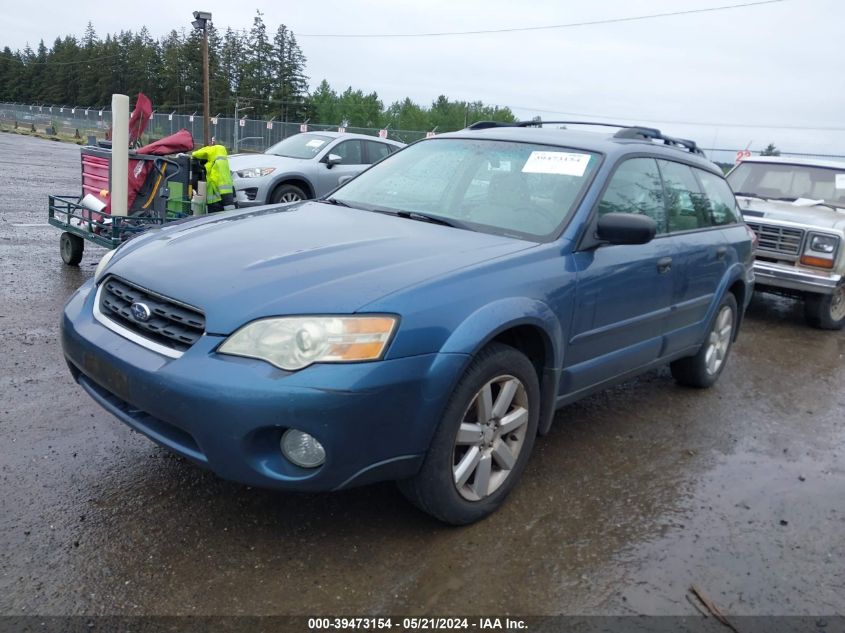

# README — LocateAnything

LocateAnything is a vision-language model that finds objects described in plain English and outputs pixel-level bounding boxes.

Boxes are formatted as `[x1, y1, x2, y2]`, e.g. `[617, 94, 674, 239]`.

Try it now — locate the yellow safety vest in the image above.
[192, 145, 235, 204]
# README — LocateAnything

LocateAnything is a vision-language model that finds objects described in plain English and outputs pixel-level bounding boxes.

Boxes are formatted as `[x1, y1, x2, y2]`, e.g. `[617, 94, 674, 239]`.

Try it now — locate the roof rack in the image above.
[612, 126, 704, 155]
[465, 120, 705, 156]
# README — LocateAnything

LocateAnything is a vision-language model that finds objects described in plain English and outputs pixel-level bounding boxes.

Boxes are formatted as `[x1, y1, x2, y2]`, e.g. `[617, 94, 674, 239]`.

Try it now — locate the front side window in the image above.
[332, 140, 364, 165]
[598, 158, 667, 234]
[659, 160, 711, 232]
[334, 138, 600, 240]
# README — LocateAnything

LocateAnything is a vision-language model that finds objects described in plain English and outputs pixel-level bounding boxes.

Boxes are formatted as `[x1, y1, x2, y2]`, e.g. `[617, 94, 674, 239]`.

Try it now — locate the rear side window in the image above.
[598, 158, 667, 234]
[658, 160, 711, 232]
[365, 141, 392, 164]
[695, 169, 739, 225]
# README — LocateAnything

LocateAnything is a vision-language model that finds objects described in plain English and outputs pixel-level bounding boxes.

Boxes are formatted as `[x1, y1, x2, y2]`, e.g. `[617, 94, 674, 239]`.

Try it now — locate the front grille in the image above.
[746, 221, 804, 257]
[99, 276, 205, 352]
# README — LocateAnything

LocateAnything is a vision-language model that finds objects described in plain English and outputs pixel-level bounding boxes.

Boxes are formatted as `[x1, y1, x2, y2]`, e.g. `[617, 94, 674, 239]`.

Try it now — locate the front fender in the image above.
[439, 297, 563, 436]
[439, 297, 563, 369]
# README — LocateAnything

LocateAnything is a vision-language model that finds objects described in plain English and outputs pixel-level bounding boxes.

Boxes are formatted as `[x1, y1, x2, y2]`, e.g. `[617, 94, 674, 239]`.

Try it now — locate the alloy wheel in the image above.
[280, 192, 303, 203]
[452, 375, 530, 502]
[704, 305, 734, 376]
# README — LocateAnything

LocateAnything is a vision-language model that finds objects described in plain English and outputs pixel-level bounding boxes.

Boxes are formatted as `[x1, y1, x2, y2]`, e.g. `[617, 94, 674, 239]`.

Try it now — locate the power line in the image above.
[297, 0, 788, 38]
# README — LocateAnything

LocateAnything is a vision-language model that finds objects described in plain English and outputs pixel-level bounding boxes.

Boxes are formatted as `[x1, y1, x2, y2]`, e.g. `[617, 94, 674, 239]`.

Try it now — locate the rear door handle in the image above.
[716, 246, 728, 259]
[657, 257, 672, 274]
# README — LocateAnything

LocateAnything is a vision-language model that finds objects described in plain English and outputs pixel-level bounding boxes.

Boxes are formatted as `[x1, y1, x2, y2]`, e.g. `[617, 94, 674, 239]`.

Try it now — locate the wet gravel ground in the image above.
[0, 133, 843, 617]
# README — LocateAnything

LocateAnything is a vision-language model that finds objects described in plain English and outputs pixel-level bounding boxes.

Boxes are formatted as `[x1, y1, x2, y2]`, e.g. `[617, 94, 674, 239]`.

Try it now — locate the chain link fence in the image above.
[2, 103, 843, 164]
[0, 102, 429, 150]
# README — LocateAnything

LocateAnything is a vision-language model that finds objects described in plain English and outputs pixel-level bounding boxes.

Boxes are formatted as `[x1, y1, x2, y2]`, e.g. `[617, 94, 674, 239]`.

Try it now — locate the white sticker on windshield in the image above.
[306, 139, 326, 148]
[522, 151, 591, 177]
[836, 174, 845, 189]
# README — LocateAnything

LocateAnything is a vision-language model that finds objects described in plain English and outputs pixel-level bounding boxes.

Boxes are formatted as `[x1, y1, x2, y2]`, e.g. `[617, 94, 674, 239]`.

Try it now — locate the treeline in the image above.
[0, 13, 307, 120]
[0, 12, 516, 131]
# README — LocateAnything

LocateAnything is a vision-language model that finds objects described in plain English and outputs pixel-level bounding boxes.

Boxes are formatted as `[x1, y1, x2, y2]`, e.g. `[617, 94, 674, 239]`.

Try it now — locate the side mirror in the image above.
[596, 213, 656, 245]
[325, 153, 342, 169]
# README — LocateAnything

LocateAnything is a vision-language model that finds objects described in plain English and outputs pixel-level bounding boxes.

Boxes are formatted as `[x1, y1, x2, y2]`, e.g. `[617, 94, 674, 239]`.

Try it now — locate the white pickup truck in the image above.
[727, 156, 845, 329]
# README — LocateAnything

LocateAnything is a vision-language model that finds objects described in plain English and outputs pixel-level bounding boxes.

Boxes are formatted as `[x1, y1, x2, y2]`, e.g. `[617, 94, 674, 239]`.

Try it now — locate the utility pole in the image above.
[192, 11, 212, 146]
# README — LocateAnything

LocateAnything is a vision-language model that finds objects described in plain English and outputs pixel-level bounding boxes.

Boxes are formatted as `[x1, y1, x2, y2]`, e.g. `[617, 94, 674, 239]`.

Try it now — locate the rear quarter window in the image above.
[695, 168, 740, 225]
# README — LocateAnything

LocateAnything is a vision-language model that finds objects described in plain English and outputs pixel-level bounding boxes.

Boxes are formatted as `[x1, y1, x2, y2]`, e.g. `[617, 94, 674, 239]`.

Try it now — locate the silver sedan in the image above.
[229, 132, 404, 206]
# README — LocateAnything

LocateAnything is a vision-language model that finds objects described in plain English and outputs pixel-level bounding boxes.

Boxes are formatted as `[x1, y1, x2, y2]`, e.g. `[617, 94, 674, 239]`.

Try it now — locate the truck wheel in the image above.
[60, 232, 84, 266]
[397, 343, 540, 525]
[671, 293, 737, 389]
[804, 285, 845, 330]
[270, 184, 307, 204]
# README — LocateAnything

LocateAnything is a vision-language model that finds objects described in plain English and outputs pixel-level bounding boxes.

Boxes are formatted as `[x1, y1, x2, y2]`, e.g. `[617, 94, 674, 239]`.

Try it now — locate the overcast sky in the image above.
[4, 0, 843, 158]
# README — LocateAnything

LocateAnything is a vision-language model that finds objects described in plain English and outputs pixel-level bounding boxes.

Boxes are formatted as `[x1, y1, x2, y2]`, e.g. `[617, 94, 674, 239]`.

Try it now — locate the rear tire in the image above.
[671, 293, 737, 388]
[60, 232, 84, 266]
[804, 285, 845, 330]
[270, 183, 307, 205]
[398, 343, 540, 525]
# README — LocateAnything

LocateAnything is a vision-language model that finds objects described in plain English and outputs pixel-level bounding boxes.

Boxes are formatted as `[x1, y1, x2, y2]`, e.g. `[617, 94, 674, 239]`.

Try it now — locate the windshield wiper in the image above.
[394, 210, 467, 229]
[734, 191, 769, 201]
[322, 197, 354, 208]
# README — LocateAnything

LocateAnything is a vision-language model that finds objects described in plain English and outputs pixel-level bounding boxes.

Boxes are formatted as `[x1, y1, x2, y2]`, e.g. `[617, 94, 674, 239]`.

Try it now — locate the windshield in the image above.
[728, 162, 845, 209]
[332, 138, 600, 240]
[265, 133, 333, 159]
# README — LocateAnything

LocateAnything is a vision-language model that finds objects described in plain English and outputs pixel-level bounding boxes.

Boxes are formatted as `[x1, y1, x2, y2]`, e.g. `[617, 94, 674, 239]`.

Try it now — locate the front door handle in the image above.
[716, 246, 728, 259]
[657, 257, 672, 274]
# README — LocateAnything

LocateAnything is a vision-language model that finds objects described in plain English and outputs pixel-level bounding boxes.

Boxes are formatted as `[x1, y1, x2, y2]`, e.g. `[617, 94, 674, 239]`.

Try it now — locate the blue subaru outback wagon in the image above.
[61, 122, 754, 524]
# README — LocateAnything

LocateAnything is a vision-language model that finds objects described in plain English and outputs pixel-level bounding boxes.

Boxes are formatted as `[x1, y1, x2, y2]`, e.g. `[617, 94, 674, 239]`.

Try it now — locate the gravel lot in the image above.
[1, 133, 843, 618]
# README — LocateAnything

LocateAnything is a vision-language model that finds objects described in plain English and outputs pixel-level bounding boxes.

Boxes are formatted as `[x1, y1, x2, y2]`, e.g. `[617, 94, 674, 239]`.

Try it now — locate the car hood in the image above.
[228, 153, 312, 174]
[738, 196, 845, 232]
[106, 202, 534, 334]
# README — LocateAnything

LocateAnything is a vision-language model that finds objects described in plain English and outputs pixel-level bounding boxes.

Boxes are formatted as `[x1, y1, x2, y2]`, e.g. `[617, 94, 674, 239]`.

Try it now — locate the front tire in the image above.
[671, 293, 737, 388]
[270, 183, 307, 205]
[398, 343, 540, 525]
[804, 285, 845, 330]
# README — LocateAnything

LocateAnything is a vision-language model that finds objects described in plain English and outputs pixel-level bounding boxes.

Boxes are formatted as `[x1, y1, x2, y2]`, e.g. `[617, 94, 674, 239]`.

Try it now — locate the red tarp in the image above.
[129, 93, 152, 145]
[125, 129, 194, 210]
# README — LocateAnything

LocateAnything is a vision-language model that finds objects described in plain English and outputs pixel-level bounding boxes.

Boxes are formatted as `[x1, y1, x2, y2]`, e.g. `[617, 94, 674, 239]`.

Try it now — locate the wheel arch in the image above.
[727, 278, 746, 339]
[439, 298, 563, 436]
[269, 176, 315, 202]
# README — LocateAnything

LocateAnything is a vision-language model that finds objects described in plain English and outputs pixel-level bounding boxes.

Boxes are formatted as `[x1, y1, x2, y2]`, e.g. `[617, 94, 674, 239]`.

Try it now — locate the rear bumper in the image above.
[753, 260, 841, 295]
[61, 279, 469, 491]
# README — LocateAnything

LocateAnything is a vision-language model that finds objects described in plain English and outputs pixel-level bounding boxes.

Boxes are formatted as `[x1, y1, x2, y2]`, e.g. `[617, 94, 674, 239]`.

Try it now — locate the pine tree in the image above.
[240, 11, 273, 115]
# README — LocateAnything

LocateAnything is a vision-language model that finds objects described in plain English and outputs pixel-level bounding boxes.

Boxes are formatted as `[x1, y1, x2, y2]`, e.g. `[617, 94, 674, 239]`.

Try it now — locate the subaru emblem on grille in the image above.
[131, 302, 152, 322]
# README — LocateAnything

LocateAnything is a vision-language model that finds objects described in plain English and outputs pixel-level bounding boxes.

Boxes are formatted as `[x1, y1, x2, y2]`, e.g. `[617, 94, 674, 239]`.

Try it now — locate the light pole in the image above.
[192, 10, 212, 147]
[233, 99, 253, 153]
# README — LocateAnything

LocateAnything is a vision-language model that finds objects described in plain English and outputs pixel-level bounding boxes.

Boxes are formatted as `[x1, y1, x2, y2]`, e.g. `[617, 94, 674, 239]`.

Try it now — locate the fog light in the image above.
[280, 429, 326, 468]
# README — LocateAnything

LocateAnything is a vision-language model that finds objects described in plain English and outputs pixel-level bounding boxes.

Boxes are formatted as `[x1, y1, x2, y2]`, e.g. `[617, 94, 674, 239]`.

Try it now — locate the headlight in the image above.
[94, 248, 117, 283]
[809, 233, 838, 254]
[235, 167, 276, 178]
[218, 316, 398, 371]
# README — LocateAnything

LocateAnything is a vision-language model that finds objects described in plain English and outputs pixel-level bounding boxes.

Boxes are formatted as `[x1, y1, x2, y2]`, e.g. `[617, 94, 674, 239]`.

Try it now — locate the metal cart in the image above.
[48, 147, 194, 265]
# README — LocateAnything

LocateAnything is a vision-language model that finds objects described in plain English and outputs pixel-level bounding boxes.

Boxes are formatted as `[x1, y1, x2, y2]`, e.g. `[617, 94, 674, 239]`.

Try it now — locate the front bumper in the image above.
[753, 259, 842, 295]
[61, 279, 469, 491]
[233, 176, 271, 206]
